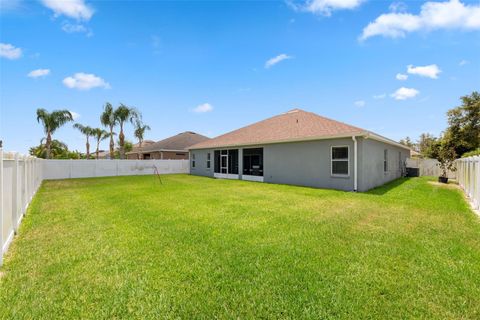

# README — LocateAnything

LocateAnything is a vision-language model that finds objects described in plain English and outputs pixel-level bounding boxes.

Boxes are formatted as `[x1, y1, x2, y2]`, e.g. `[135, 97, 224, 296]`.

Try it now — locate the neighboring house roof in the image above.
[131, 131, 210, 154]
[189, 109, 410, 150]
[130, 140, 156, 152]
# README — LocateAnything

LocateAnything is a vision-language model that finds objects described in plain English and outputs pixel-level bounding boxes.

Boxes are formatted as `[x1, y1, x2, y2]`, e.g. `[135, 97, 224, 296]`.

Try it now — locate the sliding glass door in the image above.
[214, 149, 239, 178]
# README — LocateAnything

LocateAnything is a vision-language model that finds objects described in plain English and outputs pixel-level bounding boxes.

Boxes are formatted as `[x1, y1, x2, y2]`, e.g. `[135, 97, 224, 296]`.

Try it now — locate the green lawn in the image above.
[1, 175, 479, 319]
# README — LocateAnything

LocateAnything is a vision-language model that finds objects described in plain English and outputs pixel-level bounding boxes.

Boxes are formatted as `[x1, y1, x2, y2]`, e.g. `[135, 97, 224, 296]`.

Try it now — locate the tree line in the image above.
[400, 91, 480, 160]
[31, 103, 150, 160]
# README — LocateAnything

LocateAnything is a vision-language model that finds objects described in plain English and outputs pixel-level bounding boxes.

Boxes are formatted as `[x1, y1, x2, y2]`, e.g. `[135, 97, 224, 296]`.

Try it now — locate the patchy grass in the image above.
[1, 175, 479, 319]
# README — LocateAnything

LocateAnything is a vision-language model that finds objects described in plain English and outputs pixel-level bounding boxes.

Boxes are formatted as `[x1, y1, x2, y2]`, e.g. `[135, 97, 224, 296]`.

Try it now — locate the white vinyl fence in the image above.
[0, 150, 43, 266]
[457, 157, 480, 212]
[406, 158, 456, 178]
[1, 150, 190, 265]
[42, 159, 189, 180]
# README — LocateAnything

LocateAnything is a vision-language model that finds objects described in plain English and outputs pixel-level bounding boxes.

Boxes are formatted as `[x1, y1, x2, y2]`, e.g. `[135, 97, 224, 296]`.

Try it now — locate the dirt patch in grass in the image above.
[428, 181, 460, 189]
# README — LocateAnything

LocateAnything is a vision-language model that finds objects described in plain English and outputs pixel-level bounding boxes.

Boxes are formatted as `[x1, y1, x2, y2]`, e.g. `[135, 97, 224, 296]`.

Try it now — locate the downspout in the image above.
[352, 136, 358, 192]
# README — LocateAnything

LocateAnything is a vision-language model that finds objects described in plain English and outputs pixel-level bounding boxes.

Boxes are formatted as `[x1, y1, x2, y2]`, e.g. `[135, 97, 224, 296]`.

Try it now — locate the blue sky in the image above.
[1, 0, 479, 153]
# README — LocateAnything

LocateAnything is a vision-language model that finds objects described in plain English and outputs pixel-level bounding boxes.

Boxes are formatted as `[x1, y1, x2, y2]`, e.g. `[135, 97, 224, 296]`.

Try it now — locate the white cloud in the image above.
[0, 43, 22, 59]
[296, 0, 364, 16]
[389, 2, 407, 13]
[354, 100, 366, 107]
[360, 0, 480, 40]
[407, 64, 441, 79]
[41, 0, 94, 20]
[396, 73, 408, 80]
[27, 69, 51, 78]
[193, 103, 213, 113]
[391, 87, 419, 100]
[373, 93, 386, 99]
[70, 111, 80, 120]
[63, 73, 110, 90]
[265, 54, 292, 68]
[459, 59, 469, 66]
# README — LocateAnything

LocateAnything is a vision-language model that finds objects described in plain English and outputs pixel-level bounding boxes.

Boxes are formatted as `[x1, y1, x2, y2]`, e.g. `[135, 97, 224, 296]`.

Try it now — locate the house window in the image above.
[331, 146, 349, 176]
[243, 148, 263, 176]
[192, 153, 196, 168]
[207, 153, 211, 169]
[398, 151, 402, 172]
[384, 150, 388, 172]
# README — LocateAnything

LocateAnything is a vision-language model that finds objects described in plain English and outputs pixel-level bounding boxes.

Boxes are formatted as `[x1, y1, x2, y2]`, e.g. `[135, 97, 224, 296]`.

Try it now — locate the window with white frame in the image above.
[192, 153, 196, 168]
[384, 149, 388, 172]
[206, 152, 211, 169]
[331, 146, 349, 176]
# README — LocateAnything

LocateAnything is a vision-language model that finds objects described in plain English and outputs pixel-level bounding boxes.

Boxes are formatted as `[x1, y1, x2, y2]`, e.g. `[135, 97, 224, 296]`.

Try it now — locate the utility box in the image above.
[406, 167, 419, 177]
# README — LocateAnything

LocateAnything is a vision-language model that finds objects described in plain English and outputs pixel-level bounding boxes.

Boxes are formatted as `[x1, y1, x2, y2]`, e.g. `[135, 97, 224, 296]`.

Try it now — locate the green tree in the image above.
[114, 104, 140, 159]
[436, 141, 457, 179]
[29, 139, 80, 159]
[113, 140, 133, 159]
[134, 120, 150, 159]
[399, 136, 416, 150]
[92, 128, 112, 159]
[445, 91, 480, 156]
[417, 133, 440, 158]
[100, 102, 117, 160]
[36, 109, 73, 159]
[73, 123, 94, 159]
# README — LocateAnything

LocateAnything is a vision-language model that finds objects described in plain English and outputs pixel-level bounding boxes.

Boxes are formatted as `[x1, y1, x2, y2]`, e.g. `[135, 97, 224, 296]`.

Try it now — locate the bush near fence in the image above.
[0, 149, 190, 265]
[457, 157, 480, 212]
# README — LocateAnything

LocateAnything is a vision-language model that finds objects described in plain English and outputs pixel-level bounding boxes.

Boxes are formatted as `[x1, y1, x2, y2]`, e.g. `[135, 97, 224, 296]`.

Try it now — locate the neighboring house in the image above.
[96, 150, 111, 159]
[188, 109, 410, 192]
[127, 131, 210, 160]
[125, 140, 156, 159]
[97, 141, 155, 159]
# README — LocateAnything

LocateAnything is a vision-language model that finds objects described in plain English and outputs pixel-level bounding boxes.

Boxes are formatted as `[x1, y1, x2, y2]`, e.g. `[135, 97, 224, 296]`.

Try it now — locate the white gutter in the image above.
[364, 132, 411, 150]
[352, 136, 358, 192]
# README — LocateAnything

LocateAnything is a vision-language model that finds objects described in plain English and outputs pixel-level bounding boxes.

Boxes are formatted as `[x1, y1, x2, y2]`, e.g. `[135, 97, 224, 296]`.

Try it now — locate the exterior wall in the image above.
[190, 138, 356, 191]
[161, 151, 188, 160]
[264, 139, 355, 191]
[189, 137, 409, 192]
[189, 149, 214, 178]
[128, 151, 189, 160]
[357, 138, 409, 192]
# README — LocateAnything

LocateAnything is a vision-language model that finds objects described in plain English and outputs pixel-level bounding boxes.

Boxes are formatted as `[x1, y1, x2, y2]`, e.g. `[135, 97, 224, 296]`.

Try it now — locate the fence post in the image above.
[12, 153, 19, 234]
[23, 155, 27, 214]
[476, 157, 480, 210]
[0, 148, 4, 266]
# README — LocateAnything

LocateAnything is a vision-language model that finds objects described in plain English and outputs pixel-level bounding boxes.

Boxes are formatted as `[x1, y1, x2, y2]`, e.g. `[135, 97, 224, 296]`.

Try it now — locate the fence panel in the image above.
[406, 158, 456, 178]
[42, 159, 189, 180]
[457, 157, 480, 212]
[1, 151, 43, 266]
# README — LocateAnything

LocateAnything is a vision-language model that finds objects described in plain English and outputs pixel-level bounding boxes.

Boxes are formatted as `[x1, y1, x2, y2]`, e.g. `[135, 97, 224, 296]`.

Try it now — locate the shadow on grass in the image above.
[365, 177, 413, 196]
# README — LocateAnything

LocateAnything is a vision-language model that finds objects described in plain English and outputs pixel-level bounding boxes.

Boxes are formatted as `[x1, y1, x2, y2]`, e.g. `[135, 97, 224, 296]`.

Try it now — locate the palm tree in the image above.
[73, 123, 94, 159]
[100, 102, 117, 159]
[36, 109, 73, 159]
[114, 104, 140, 159]
[92, 128, 111, 159]
[134, 120, 150, 159]
[30, 139, 69, 159]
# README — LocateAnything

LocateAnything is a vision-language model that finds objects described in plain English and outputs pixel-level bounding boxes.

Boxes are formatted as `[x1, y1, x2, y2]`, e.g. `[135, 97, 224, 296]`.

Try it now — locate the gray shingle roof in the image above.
[139, 132, 210, 152]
